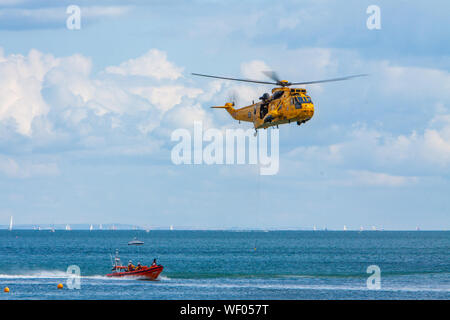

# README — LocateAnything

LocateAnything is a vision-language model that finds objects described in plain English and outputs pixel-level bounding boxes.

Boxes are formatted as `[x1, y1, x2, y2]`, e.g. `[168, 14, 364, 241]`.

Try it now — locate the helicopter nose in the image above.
[302, 103, 314, 118]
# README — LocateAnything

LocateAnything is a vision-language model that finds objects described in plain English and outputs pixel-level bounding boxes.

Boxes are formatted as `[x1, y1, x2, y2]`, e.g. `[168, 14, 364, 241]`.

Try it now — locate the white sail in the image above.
[65, 224, 71, 231]
[8, 216, 13, 231]
[89, 224, 93, 231]
[343, 225, 347, 231]
[170, 225, 174, 231]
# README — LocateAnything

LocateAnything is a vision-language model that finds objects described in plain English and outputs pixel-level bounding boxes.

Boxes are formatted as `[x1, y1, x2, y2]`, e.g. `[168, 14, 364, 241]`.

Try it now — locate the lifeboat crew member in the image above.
[151, 258, 157, 267]
[128, 260, 135, 271]
[136, 262, 142, 270]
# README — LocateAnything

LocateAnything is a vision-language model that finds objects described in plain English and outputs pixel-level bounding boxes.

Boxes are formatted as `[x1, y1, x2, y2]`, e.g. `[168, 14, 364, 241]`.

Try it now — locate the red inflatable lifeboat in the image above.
[106, 250, 163, 280]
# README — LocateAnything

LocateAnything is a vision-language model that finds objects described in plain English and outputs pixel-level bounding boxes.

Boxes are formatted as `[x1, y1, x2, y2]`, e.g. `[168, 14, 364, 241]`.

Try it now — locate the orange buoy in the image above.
[4, 287, 9, 293]
[57, 283, 63, 289]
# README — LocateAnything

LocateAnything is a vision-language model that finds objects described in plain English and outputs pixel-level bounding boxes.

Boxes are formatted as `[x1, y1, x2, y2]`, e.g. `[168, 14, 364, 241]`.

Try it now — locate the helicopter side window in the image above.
[294, 97, 302, 109]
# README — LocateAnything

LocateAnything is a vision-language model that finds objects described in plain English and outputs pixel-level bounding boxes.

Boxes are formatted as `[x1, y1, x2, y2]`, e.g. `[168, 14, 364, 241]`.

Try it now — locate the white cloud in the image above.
[0, 49, 58, 135]
[278, 16, 300, 30]
[105, 49, 183, 80]
[82, 6, 132, 18]
[163, 103, 214, 131]
[0, 5, 132, 30]
[240, 60, 271, 79]
[379, 62, 450, 101]
[346, 170, 418, 187]
[287, 118, 450, 177]
[0, 48, 210, 143]
[0, 155, 59, 178]
[130, 85, 203, 112]
[2, 45, 450, 184]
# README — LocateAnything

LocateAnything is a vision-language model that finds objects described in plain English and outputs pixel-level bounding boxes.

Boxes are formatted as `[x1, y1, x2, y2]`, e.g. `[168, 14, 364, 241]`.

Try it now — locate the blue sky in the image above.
[0, 0, 449, 230]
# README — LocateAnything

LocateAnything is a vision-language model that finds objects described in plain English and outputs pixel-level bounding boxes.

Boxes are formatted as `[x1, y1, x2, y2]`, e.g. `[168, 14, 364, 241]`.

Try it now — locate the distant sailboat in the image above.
[8, 216, 13, 231]
[170, 225, 174, 231]
[65, 224, 71, 231]
[372, 226, 377, 231]
[313, 225, 317, 231]
[343, 225, 347, 231]
[99, 224, 103, 230]
[89, 224, 93, 231]
[360, 226, 364, 232]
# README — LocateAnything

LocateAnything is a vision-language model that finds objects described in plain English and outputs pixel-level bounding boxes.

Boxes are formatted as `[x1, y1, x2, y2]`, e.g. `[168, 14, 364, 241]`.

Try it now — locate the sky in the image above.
[0, 0, 449, 230]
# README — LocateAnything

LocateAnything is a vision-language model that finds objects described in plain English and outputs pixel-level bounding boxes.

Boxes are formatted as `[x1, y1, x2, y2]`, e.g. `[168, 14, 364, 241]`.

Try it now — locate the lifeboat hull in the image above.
[106, 265, 163, 280]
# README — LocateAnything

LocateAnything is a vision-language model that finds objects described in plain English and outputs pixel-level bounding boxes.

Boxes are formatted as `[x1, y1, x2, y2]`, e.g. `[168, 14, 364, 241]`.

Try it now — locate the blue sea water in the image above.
[0, 230, 449, 300]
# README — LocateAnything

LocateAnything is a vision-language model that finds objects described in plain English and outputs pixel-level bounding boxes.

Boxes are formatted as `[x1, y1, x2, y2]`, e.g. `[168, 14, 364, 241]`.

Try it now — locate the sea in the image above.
[0, 230, 448, 300]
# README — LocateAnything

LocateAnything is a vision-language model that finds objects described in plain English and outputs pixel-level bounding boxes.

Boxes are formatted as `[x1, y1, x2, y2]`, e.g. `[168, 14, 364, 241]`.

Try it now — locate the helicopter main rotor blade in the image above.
[262, 71, 281, 83]
[290, 74, 368, 85]
[192, 73, 276, 85]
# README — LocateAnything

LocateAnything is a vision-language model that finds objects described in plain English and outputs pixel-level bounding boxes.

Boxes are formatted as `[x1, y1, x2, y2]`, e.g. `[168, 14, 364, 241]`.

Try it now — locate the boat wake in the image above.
[156, 279, 450, 293]
[0, 270, 170, 281]
[0, 271, 111, 281]
[0, 270, 68, 279]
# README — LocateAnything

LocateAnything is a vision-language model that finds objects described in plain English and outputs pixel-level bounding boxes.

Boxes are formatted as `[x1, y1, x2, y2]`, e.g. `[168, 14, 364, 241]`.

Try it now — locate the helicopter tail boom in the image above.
[211, 103, 237, 119]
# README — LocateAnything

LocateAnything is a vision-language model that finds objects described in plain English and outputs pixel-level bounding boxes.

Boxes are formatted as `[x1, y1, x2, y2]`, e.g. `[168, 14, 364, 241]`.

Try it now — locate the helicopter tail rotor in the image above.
[227, 90, 240, 107]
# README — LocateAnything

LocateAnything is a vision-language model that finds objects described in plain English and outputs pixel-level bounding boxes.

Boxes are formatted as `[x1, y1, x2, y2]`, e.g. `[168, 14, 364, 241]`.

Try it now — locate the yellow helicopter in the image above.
[192, 71, 367, 133]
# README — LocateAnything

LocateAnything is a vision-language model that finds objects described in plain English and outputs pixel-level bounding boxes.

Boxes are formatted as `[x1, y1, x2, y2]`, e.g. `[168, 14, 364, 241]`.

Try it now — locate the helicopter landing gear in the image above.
[297, 118, 310, 126]
[253, 129, 258, 137]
